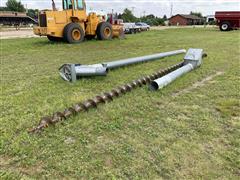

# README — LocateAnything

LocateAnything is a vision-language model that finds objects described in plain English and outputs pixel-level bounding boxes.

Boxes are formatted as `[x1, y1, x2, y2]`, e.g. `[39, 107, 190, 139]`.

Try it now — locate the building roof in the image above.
[171, 14, 203, 20]
[0, 11, 38, 23]
[0, 11, 27, 18]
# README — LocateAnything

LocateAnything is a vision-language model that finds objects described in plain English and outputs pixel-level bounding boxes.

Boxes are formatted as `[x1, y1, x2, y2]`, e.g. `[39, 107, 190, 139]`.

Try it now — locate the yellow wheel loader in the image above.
[33, 0, 124, 43]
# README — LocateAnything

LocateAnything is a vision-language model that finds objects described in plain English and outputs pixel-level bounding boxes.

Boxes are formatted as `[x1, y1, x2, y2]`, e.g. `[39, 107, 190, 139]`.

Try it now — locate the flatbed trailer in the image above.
[215, 11, 240, 31]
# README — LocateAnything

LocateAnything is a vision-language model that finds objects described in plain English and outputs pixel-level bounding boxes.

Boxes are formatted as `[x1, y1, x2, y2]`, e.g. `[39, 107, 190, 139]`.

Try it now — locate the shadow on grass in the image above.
[32, 39, 66, 46]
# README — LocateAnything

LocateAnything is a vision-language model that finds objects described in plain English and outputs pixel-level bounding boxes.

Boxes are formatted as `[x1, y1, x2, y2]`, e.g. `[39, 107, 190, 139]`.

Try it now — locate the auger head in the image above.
[59, 64, 77, 82]
[184, 48, 205, 68]
[59, 64, 108, 82]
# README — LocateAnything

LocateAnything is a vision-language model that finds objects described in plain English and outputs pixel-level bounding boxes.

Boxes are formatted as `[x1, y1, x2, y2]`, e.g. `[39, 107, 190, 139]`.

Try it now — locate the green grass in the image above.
[1, 28, 240, 179]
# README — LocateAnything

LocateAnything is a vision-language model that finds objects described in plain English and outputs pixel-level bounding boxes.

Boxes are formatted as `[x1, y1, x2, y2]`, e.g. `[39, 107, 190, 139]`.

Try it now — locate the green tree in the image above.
[190, 11, 203, 18]
[146, 14, 155, 19]
[163, 15, 168, 21]
[121, 8, 137, 22]
[27, 9, 39, 19]
[0, 6, 9, 11]
[139, 14, 164, 26]
[6, 0, 25, 12]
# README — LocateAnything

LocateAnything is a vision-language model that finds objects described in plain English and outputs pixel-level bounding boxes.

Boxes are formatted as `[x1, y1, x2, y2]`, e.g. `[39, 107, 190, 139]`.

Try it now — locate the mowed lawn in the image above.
[1, 28, 240, 179]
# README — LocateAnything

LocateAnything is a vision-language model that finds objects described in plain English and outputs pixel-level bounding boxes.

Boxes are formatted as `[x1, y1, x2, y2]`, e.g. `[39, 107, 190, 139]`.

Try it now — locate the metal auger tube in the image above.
[104, 49, 187, 69]
[59, 49, 186, 82]
[149, 64, 194, 91]
[149, 48, 206, 91]
[59, 64, 108, 82]
[29, 62, 184, 133]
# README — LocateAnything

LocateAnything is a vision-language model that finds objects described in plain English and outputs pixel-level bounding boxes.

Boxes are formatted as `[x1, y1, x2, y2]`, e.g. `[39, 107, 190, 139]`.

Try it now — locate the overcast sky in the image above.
[1, 0, 239, 17]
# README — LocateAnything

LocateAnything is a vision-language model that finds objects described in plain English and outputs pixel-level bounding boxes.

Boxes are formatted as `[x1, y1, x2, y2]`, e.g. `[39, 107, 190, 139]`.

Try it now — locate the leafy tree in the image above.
[139, 15, 165, 26]
[121, 8, 137, 22]
[157, 18, 164, 25]
[117, 8, 165, 26]
[27, 9, 39, 19]
[117, 13, 122, 19]
[6, 0, 25, 12]
[146, 14, 155, 19]
[190, 11, 203, 18]
[0, 6, 9, 11]
[163, 15, 168, 21]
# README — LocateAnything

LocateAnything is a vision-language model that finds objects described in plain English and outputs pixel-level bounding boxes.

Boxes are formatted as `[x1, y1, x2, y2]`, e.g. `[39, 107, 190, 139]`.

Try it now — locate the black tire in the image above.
[63, 23, 85, 44]
[220, 21, 231, 31]
[47, 35, 62, 42]
[96, 22, 113, 40]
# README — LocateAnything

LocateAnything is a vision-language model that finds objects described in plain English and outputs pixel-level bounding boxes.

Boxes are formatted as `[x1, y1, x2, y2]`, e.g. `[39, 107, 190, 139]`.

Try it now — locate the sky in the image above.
[1, 0, 240, 17]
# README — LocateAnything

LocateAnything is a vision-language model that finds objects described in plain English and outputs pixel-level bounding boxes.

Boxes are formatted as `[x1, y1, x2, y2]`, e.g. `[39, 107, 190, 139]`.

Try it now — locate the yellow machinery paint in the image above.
[33, 0, 124, 43]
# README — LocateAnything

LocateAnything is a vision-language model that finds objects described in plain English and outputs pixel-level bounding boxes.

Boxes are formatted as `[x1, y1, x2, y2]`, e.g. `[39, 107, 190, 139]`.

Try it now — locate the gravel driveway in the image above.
[0, 28, 38, 39]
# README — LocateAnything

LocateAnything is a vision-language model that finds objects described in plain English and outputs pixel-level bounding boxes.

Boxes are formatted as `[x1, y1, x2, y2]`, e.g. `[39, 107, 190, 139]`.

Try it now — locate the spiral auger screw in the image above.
[28, 62, 184, 133]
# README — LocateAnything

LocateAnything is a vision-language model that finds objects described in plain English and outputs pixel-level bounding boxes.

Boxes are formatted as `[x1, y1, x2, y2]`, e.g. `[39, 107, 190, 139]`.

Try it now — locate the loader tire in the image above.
[64, 23, 85, 44]
[96, 22, 113, 40]
[47, 35, 62, 42]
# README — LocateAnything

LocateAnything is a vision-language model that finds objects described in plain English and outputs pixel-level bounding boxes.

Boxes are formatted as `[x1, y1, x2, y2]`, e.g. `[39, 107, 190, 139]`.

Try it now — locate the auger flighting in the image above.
[29, 49, 206, 133]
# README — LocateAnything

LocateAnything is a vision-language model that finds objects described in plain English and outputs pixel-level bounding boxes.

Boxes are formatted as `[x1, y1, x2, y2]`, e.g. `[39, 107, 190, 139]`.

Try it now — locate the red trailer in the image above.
[215, 11, 240, 31]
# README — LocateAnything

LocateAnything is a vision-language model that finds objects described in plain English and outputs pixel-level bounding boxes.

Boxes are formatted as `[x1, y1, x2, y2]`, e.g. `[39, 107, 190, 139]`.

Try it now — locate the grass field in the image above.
[1, 28, 240, 179]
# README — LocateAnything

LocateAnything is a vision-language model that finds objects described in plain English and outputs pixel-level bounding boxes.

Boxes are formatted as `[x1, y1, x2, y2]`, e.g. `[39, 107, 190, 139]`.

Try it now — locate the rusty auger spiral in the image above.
[28, 62, 184, 133]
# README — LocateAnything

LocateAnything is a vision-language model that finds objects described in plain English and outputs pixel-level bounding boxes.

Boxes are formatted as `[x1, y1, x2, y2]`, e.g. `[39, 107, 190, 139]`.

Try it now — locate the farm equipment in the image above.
[29, 48, 206, 133]
[33, 0, 124, 43]
[215, 11, 240, 31]
[150, 49, 206, 90]
[59, 49, 186, 82]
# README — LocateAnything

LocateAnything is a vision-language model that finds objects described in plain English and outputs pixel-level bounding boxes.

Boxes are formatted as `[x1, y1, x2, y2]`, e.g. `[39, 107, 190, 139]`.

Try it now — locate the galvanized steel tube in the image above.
[104, 49, 186, 69]
[149, 63, 194, 91]
[149, 48, 205, 91]
[59, 49, 186, 82]
[74, 65, 108, 76]
[59, 64, 108, 82]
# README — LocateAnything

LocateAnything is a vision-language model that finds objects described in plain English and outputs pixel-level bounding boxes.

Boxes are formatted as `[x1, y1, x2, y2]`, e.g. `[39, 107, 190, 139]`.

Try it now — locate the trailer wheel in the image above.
[220, 21, 231, 31]
[63, 23, 85, 44]
[97, 22, 113, 40]
[47, 35, 62, 42]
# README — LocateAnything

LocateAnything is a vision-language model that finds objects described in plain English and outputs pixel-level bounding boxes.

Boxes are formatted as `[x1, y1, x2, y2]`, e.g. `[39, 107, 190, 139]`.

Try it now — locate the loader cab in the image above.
[63, 0, 86, 10]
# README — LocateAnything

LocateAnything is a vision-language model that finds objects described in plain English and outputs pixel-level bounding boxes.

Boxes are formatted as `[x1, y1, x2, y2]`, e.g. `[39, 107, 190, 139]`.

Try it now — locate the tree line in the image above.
[118, 8, 168, 26]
